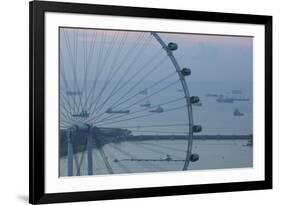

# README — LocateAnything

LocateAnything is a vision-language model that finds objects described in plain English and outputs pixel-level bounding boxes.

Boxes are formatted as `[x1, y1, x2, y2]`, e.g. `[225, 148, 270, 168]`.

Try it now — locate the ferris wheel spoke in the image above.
[85, 32, 123, 115]
[60, 95, 74, 121]
[83, 31, 123, 114]
[60, 90, 75, 115]
[92, 31, 108, 97]
[60, 99, 83, 125]
[60, 50, 79, 114]
[110, 71, 176, 112]
[90, 47, 164, 119]
[60, 29, 200, 173]
[85, 32, 122, 106]
[97, 33, 149, 99]
[107, 56, 168, 111]
[61, 93, 84, 123]
[60, 113, 72, 125]
[137, 141, 187, 153]
[88, 32, 149, 117]
[107, 144, 143, 170]
[82, 32, 127, 112]
[103, 146, 131, 173]
[80, 30, 98, 111]
[108, 143, 166, 172]
[62, 30, 81, 113]
[59, 100, 73, 119]
[73, 30, 85, 112]
[101, 32, 146, 90]
[59, 109, 76, 123]
[89, 34, 151, 117]
[117, 80, 179, 113]
[87, 83, 180, 124]
[95, 105, 186, 126]
[96, 147, 114, 174]
[131, 141, 183, 159]
[59, 120, 73, 128]
[82, 31, 106, 115]
[60, 81, 75, 116]
[60, 125, 69, 129]
[128, 130, 189, 134]
[90, 79, 178, 124]
[88, 31, 128, 110]
[80, 30, 88, 113]
[93, 97, 184, 125]
[116, 123, 189, 129]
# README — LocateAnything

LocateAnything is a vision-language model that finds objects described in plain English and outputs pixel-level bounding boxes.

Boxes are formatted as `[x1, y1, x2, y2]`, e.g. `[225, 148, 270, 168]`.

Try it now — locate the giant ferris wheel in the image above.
[59, 28, 202, 176]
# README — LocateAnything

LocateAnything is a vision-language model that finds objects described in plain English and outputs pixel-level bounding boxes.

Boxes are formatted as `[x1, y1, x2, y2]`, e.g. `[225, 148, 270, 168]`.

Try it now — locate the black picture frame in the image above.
[29, 1, 272, 204]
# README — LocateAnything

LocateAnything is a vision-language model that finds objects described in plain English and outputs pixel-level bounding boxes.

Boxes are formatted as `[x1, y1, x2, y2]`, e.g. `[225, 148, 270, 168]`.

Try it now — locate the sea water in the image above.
[59, 139, 253, 176]
[60, 81, 253, 135]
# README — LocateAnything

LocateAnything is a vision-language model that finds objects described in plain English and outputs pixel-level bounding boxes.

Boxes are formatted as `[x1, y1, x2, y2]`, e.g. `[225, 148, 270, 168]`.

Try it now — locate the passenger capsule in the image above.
[181, 68, 191, 76]
[167, 42, 178, 51]
[190, 96, 200, 104]
[193, 125, 202, 133]
[190, 153, 199, 162]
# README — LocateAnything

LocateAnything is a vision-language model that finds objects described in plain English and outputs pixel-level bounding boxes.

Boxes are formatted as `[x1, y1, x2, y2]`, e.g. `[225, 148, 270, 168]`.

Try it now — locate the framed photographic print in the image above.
[29, 0, 272, 204]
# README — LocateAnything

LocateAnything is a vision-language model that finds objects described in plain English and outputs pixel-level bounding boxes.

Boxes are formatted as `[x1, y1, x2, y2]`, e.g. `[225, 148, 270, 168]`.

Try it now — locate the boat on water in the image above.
[139, 88, 148, 95]
[231, 89, 243, 94]
[216, 95, 234, 103]
[149, 105, 164, 113]
[66, 90, 82, 96]
[106, 108, 130, 114]
[140, 100, 151, 107]
[232, 97, 250, 102]
[206, 93, 218, 97]
[233, 108, 244, 116]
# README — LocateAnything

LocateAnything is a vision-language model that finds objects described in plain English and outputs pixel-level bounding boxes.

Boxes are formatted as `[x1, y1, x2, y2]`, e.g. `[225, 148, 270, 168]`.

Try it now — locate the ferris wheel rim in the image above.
[60, 28, 199, 175]
[150, 32, 194, 170]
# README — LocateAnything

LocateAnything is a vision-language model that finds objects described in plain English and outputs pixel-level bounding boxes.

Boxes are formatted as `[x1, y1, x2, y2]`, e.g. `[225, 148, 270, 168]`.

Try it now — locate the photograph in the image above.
[59, 27, 253, 177]
[29, 1, 272, 204]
